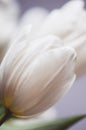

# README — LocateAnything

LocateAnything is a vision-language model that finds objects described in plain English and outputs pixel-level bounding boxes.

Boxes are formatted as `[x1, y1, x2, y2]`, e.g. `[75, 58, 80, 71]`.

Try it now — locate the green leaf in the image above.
[25, 115, 86, 130]
[0, 115, 85, 130]
[0, 104, 85, 130]
[0, 104, 6, 119]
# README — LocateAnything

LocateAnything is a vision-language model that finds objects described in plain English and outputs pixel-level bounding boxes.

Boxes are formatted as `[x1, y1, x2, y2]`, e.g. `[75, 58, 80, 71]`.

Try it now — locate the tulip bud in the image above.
[34, 0, 86, 77]
[0, 35, 76, 121]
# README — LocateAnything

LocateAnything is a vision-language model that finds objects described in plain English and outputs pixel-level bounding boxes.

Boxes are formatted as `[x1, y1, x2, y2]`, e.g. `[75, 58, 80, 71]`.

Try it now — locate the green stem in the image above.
[0, 109, 11, 126]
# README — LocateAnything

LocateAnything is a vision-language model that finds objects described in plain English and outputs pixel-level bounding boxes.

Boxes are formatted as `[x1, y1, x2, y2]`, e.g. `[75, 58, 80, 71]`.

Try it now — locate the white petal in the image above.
[20, 7, 48, 28]
[0, 34, 76, 118]
[62, 0, 84, 12]
[37, 0, 84, 38]
[20, 7, 48, 41]
[64, 31, 86, 76]
[8, 47, 76, 117]
[0, 35, 62, 104]
[0, 0, 19, 60]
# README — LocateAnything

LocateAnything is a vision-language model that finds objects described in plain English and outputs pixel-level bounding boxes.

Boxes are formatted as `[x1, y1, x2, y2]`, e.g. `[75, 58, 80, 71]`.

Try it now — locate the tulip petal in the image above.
[37, 0, 84, 38]
[64, 31, 86, 76]
[9, 47, 76, 117]
[20, 7, 48, 32]
[0, 35, 76, 118]
[0, 35, 62, 105]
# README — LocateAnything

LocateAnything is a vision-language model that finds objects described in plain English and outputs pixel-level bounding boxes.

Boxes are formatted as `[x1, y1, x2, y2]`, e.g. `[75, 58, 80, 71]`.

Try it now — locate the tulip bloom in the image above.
[0, 34, 76, 120]
[28, 0, 85, 77]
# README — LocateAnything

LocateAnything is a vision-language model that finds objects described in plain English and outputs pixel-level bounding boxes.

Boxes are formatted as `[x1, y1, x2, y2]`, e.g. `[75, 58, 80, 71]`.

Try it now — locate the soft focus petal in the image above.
[20, 7, 48, 29]
[37, 0, 84, 38]
[0, 34, 62, 75]
[20, 7, 48, 41]
[12, 47, 76, 117]
[32, 0, 86, 77]
[0, 0, 19, 60]
[0, 35, 62, 101]
[64, 31, 86, 76]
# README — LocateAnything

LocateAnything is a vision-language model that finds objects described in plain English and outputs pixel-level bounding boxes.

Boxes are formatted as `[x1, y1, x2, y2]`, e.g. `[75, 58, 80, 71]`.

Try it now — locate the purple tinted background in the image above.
[18, 0, 86, 129]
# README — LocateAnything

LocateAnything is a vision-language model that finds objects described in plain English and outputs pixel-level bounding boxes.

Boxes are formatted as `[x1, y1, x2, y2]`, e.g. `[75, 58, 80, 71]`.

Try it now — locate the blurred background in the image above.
[0, 0, 86, 129]
[17, 0, 86, 130]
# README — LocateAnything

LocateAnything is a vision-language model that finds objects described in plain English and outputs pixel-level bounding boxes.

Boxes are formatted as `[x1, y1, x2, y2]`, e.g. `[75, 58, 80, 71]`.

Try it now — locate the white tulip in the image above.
[34, 0, 86, 77]
[0, 34, 76, 119]
[20, 7, 48, 30]
[0, 0, 19, 60]
[20, 7, 48, 41]
[37, 0, 84, 37]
